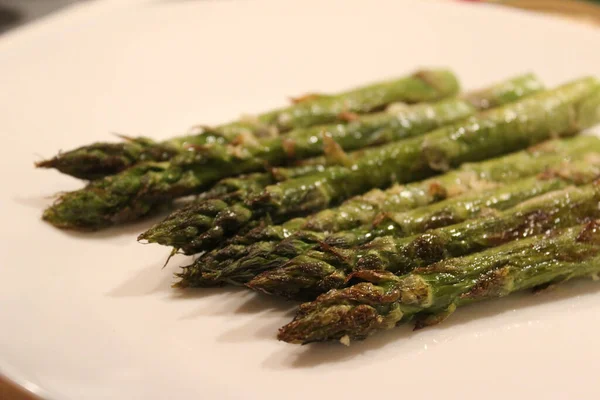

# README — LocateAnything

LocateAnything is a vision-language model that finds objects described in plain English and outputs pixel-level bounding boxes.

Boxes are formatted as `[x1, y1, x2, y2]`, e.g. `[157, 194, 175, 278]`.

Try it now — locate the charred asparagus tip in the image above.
[42, 206, 83, 231]
[277, 304, 389, 344]
[35, 158, 57, 169]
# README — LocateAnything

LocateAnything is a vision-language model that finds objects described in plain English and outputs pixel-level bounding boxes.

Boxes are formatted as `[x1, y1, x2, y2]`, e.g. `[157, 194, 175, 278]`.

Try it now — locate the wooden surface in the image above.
[491, 0, 600, 25]
[0, 375, 40, 400]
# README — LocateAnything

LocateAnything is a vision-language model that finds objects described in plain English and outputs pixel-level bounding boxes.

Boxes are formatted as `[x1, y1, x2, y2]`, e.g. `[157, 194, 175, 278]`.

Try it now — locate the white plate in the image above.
[1, 0, 600, 399]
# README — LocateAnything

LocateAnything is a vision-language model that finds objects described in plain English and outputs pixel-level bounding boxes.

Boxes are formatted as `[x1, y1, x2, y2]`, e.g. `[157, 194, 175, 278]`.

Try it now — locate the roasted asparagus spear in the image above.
[278, 220, 600, 344]
[251, 78, 599, 217]
[136, 94, 479, 245]
[36, 69, 460, 180]
[139, 75, 568, 250]
[44, 74, 548, 230]
[176, 137, 600, 287]
[250, 178, 600, 299]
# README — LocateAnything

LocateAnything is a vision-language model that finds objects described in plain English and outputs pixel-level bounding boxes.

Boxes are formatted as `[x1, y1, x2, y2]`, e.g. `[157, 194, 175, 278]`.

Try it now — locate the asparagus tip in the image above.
[175, 267, 224, 288]
[138, 219, 200, 247]
[34, 158, 57, 169]
[247, 257, 346, 300]
[136, 231, 150, 242]
[35, 147, 132, 180]
[277, 304, 383, 344]
[42, 204, 93, 231]
[246, 272, 289, 296]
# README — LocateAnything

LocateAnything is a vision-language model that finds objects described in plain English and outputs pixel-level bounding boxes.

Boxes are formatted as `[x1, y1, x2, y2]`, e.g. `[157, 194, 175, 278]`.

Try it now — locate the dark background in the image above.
[0, 0, 87, 34]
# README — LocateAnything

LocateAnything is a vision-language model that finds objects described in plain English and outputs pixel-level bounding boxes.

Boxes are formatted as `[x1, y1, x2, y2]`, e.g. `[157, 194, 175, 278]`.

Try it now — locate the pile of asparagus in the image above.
[38, 69, 600, 344]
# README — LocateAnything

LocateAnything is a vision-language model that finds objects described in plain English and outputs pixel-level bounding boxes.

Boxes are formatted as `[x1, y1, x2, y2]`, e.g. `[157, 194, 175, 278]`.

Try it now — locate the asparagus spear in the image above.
[36, 69, 460, 180]
[179, 75, 600, 276]
[138, 162, 333, 246]
[200, 153, 335, 200]
[137, 75, 550, 250]
[45, 74, 542, 230]
[136, 96, 474, 247]
[43, 97, 474, 230]
[196, 160, 328, 200]
[226, 136, 600, 245]
[188, 174, 572, 288]
[250, 178, 600, 299]
[177, 137, 600, 287]
[250, 78, 600, 217]
[278, 220, 600, 344]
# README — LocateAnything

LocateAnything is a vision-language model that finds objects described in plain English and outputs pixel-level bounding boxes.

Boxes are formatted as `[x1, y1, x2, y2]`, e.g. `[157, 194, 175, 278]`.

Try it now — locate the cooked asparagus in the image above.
[136, 95, 477, 245]
[138, 161, 333, 246]
[138, 75, 571, 250]
[177, 137, 600, 287]
[226, 136, 600, 244]
[36, 69, 460, 180]
[250, 178, 600, 299]
[47, 73, 544, 231]
[42, 99, 473, 230]
[278, 221, 600, 344]
[250, 78, 599, 217]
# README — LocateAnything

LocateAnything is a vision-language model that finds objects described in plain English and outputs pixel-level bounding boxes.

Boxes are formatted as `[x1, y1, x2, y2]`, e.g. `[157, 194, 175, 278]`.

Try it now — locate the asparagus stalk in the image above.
[200, 153, 335, 200]
[278, 220, 600, 344]
[42, 142, 342, 231]
[138, 162, 332, 247]
[227, 136, 600, 245]
[136, 95, 475, 247]
[36, 69, 460, 180]
[250, 78, 600, 217]
[43, 96, 473, 230]
[177, 137, 600, 287]
[46, 75, 538, 231]
[137, 74, 550, 249]
[250, 178, 600, 299]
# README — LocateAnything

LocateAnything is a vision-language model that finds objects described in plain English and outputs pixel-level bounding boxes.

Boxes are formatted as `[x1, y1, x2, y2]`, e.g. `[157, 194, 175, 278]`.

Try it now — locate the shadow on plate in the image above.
[175, 287, 298, 320]
[12, 195, 54, 210]
[216, 307, 298, 343]
[106, 260, 179, 297]
[233, 291, 299, 314]
[56, 213, 169, 240]
[262, 278, 600, 369]
[104, 250, 252, 301]
[209, 291, 298, 342]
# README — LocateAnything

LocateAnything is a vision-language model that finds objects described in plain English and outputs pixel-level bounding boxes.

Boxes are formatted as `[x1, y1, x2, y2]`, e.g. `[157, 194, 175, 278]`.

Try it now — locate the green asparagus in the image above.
[36, 69, 460, 180]
[135, 96, 474, 245]
[137, 75, 561, 250]
[138, 162, 332, 247]
[176, 137, 600, 287]
[250, 179, 600, 299]
[278, 220, 600, 344]
[44, 96, 479, 230]
[51, 73, 539, 231]
[250, 78, 600, 217]
[231, 136, 600, 244]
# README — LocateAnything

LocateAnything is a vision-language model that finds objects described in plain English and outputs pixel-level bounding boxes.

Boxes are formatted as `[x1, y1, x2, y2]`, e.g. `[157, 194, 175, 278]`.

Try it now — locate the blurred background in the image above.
[0, 0, 600, 34]
[0, 0, 88, 34]
[6, 0, 600, 34]
[1, 0, 600, 35]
